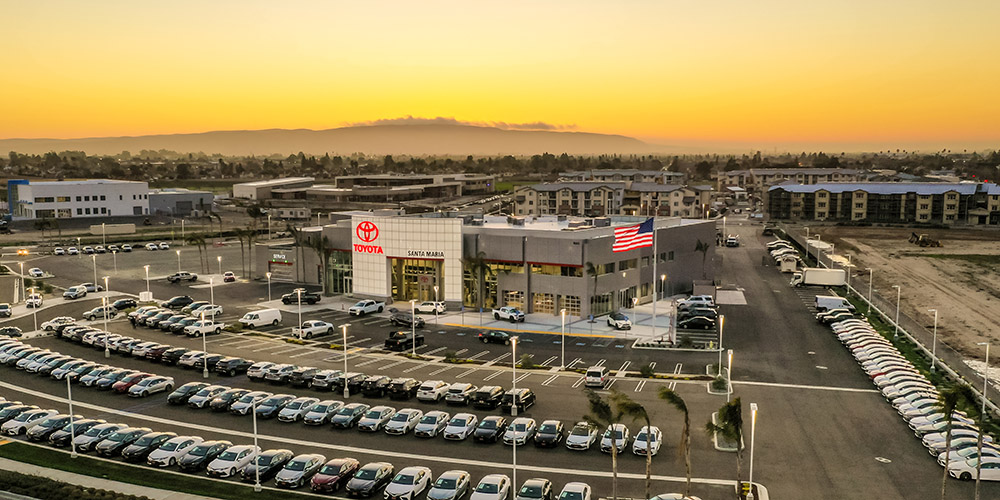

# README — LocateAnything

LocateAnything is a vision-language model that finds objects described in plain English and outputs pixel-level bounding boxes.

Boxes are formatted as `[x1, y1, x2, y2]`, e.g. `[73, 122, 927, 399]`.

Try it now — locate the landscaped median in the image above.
[0, 440, 323, 500]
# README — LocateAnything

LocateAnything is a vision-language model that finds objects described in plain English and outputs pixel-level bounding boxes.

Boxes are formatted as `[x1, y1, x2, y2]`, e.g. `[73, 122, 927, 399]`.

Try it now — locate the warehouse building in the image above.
[148, 188, 214, 216]
[257, 212, 716, 318]
[6, 179, 149, 220]
[233, 177, 315, 200]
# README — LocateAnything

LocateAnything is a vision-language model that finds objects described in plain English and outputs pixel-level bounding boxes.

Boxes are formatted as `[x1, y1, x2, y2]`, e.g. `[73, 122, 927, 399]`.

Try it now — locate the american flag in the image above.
[612, 218, 655, 252]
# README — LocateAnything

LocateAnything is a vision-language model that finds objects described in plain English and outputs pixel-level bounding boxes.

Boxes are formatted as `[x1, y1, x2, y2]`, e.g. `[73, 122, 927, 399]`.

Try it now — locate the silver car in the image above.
[274, 453, 326, 489]
[384, 409, 423, 436]
[358, 406, 396, 432]
[414, 411, 450, 438]
[302, 400, 344, 426]
[187, 385, 229, 409]
[278, 397, 320, 423]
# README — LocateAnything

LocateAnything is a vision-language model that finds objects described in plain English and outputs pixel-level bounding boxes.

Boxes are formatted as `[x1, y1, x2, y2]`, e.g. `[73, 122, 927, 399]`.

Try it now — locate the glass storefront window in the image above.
[532, 293, 555, 314]
[391, 258, 440, 302]
[503, 290, 524, 309]
[590, 292, 612, 316]
[560, 295, 581, 317]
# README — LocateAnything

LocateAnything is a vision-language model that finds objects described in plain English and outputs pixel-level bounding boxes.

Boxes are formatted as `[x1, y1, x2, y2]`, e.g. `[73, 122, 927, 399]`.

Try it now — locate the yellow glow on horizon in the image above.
[2, 0, 999, 150]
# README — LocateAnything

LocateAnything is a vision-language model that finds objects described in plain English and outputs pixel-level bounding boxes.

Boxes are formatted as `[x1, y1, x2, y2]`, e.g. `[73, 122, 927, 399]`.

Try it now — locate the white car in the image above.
[384, 408, 423, 435]
[948, 456, 1000, 481]
[145, 243, 158, 251]
[502, 418, 537, 446]
[470, 474, 511, 500]
[186, 385, 229, 409]
[28, 268, 44, 278]
[128, 376, 175, 397]
[417, 381, 451, 402]
[41, 317, 75, 331]
[632, 425, 662, 456]
[1, 409, 58, 436]
[206, 444, 259, 478]
[558, 483, 592, 500]
[358, 406, 396, 432]
[67, 247, 79, 255]
[414, 411, 450, 438]
[178, 351, 206, 368]
[147, 435, 203, 467]
[26, 294, 43, 308]
[277, 397, 320, 423]
[443, 413, 478, 441]
[565, 422, 599, 451]
[159, 242, 170, 250]
[192, 304, 224, 317]
[600, 423, 630, 453]
[291, 320, 335, 339]
[121, 244, 132, 252]
[416, 302, 446, 314]
[938, 442, 1000, 466]
[444, 383, 477, 405]
[384, 466, 433, 500]
[924, 430, 993, 449]
[53, 247, 65, 255]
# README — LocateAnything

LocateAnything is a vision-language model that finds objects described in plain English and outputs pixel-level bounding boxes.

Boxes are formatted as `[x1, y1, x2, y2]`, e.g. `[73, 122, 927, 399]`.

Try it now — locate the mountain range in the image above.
[0, 124, 657, 156]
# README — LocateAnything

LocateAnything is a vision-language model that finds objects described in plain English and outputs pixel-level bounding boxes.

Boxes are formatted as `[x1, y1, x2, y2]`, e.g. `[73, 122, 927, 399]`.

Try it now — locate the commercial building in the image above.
[514, 182, 712, 217]
[148, 188, 214, 216]
[561, 169, 686, 184]
[719, 168, 864, 193]
[334, 174, 495, 194]
[257, 212, 716, 319]
[233, 177, 315, 200]
[234, 174, 494, 204]
[767, 182, 1000, 225]
[6, 179, 150, 220]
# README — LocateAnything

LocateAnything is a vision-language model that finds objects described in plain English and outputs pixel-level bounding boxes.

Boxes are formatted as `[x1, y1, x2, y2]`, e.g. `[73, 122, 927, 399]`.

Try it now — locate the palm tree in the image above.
[287, 224, 306, 282]
[465, 251, 494, 312]
[246, 227, 258, 278]
[185, 234, 207, 273]
[583, 389, 625, 500]
[705, 398, 743, 499]
[305, 233, 334, 295]
[233, 228, 251, 277]
[694, 239, 710, 279]
[616, 393, 653, 500]
[936, 384, 974, 499]
[660, 388, 693, 497]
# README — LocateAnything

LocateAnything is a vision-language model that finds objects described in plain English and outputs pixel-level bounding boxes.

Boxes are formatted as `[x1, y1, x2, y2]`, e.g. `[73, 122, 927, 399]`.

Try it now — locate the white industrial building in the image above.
[7, 179, 150, 220]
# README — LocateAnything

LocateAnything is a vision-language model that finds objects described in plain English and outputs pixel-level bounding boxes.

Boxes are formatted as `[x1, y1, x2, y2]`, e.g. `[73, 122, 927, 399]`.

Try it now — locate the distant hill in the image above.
[0, 124, 655, 156]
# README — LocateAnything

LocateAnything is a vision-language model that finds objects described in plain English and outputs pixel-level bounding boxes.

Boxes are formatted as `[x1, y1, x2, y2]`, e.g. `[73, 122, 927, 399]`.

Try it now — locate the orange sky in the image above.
[3, 0, 999, 151]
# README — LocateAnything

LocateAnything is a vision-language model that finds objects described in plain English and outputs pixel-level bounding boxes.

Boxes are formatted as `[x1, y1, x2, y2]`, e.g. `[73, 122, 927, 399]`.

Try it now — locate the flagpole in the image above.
[651, 219, 657, 341]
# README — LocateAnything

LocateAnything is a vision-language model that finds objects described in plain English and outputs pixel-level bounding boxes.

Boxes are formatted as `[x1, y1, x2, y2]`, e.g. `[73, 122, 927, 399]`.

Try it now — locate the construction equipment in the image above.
[908, 232, 942, 247]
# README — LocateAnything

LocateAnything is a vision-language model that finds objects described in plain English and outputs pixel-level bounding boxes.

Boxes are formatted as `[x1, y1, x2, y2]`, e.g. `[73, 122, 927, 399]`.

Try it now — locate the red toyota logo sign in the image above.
[356, 221, 379, 242]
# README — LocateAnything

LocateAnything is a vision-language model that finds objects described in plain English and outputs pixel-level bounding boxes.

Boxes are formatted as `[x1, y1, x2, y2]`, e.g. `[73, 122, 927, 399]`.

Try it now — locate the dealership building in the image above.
[6, 179, 150, 220]
[257, 212, 716, 318]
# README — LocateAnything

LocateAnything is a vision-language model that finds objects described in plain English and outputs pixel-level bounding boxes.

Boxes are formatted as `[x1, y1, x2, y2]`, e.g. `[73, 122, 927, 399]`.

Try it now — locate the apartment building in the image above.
[514, 182, 713, 217]
[719, 168, 864, 192]
[562, 169, 686, 184]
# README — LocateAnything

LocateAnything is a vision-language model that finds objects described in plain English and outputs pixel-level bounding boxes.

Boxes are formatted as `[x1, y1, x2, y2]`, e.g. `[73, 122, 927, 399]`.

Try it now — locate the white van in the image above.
[815, 295, 855, 312]
[239, 308, 282, 328]
[585, 366, 609, 388]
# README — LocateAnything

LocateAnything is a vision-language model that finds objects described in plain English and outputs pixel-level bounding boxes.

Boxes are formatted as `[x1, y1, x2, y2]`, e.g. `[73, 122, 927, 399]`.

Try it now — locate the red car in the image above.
[112, 372, 152, 394]
[223, 272, 236, 283]
[310, 457, 360, 493]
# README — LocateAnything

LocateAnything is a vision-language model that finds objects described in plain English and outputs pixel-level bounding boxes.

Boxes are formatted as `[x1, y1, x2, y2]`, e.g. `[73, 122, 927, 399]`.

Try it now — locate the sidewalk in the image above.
[0, 456, 221, 500]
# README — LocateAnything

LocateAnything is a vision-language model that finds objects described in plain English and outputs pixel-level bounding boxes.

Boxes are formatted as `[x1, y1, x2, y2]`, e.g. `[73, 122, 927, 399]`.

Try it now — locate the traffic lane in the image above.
[0, 296, 111, 332]
[0, 369, 736, 500]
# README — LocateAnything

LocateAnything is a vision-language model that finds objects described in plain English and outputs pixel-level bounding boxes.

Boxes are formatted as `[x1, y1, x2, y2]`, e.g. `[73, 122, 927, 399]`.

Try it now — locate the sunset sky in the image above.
[4, 0, 999, 152]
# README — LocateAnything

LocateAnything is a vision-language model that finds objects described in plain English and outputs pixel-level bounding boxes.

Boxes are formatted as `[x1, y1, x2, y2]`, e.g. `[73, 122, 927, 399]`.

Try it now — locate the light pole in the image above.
[102, 296, 110, 358]
[410, 299, 417, 357]
[103, 276, 109, 298]
[865, 268, 873, 314]
[433, 285, 440, 324]
[217, 255, 222, 276]
[76, 237, 81, 258]
[101, 222, 106, 246]
[804, 226, 810, 262]
[747, 402, 758, 500]
[976, 341, 990, 499]
[201, 310, 209, 379]
[111, 249, 118, 273]
[267, 214, 271, 240]
[176, 250, 181, 272]
[727, 349, 734, 403]
[28, 288, 37, 333]
[251, 396, 261, 492]
[631, 297, 637, 338]
[144, 265, 150, 294]
[560, 308, 566, 369]
[928, 309, 938, 372]
[511, 336, 519, 494]
[18, 262, 24, 302]
[266, 272, 272, 302]
[297, 289, 303, 340]
[181, 219, 185, 244]
[892, 284, 901, 340]
[67, 376, 78, 459]
[718, 315, 726, 376]
[91, 254, 97, 289]
[341, 324, 351, 398]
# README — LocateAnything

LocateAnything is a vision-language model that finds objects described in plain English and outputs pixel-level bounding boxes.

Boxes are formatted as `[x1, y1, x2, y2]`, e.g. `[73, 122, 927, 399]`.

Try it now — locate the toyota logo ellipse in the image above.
[356, 221, 379, 242]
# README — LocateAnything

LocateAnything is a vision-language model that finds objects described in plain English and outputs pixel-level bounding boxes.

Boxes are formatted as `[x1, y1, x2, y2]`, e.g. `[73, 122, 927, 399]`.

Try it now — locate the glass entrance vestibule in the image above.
[390, 258, 443, 302]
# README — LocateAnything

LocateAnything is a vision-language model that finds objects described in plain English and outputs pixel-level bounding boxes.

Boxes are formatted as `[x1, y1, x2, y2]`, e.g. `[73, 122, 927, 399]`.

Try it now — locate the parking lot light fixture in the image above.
[201, 310, 209, 379]
[433, 285, 440, 324]
[28, 287, 37, 333]
[727, 349, 734, 403]
[928, 309, 938, 372]
[102, 296, 110, 358]
[176, 250, 181, 272]
[17, 262, 24, 302]
[266, 272, 272, 302]
[103, 276, 109, 298]
[297, 289, 303, 340]
[747, 402, 758, 500]
[101, 222, 106, 246]
[560, 308, 566, 369]
[144, 265, 150, 294]
[341, 323, 350, 398]
[217, 255, 222, 276]
[67, 376, 78, 458]
[91, 254, 97, 289]
[718, 314, 726, 376]
[410, 299, 417, 357]
[111, 249, 118, 273]
[864, 268, 873, 314]
[252, 396, 261, 492]
[892, 285, 901, 340]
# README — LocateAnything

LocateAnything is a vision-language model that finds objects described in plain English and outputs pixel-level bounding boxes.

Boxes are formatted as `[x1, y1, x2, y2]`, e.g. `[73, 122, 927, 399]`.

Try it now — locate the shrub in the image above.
[42, 283, 54, 294]
[23, 278, 34, 288]
[517, 353, 536, 369]
[711, 376, 729, 391]
[223, 323, 243, 333]
[678, 336, 695, 348]
[443, 350, 457, 362]
[638, 363, 655, 378]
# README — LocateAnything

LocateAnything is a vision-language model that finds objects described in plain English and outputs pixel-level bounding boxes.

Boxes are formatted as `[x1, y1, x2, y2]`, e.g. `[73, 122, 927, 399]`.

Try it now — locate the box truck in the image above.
[778, 255, 801, 273]
[790, 268, 846, 287]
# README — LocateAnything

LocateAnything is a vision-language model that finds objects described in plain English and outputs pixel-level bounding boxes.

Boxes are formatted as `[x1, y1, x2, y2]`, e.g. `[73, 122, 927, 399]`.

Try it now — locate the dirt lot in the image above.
[813, 226, 1000, 364]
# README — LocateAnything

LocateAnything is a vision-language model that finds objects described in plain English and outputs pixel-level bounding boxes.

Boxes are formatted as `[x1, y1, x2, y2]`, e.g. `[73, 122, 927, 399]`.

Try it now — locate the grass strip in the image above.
[0, 468, 153, 500]
[0, 441, 318, 500]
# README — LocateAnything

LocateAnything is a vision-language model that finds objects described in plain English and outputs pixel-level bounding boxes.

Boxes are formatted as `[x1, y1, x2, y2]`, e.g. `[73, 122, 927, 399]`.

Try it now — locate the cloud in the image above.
[348, 116, 575, 131]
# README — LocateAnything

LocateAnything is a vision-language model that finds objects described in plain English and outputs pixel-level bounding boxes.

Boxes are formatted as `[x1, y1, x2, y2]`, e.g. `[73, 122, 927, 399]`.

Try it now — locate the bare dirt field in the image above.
[813, 226, 1000, 366]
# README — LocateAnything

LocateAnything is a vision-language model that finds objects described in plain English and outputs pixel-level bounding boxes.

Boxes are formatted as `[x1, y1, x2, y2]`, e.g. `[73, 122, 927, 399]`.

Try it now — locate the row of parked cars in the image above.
[53, 242, 170, 255]
[0, 338, 175, 397]
[828, 317, 1000, 481]
[674, 295, 718, 331]
[766, 239, 802, 265]
[0, 391, 600, 499]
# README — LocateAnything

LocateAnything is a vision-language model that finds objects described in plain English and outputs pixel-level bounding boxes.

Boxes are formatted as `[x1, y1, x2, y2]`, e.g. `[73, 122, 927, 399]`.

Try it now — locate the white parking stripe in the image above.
[571, 377, 585, 388]
[379, 360, 407, 371]
[251, 343, 287, 352]
[616, 361, 631, 376]
[567, 358, 583, 369]
[456, 368, 478, 378]
[402, 363, 424, 373]
[485, 352, 509, 365]
[354, 358, 381, 367]
[635, 380, 646, 392]
[428, 366, 453, 376]
[424, 347, 446, 356]
[482, 370, 505, 381]
[539, 356, 557, 367]
[541, 374, 559, 386]
[514, 372, 531, 384]
[454, 349, 468, 356]
[348, 337, 372, 346]
[468, 351, 490, 360]
[289, 349, 318, 359]
[605, 379, 617, 389]
[595, 359, 606, 367]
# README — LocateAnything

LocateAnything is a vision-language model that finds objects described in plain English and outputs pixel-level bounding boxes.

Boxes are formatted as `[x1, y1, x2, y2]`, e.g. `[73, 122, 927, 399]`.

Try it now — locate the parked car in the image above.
[0, 303, 11, 318]
[168, 382, 210, 405]
[246, 362, 276, 382]
[346, 462, 394, 497]
[63, 286, 87, 299]
[515, 479, 553, 500]
[362, 375, 393, 398]
[127, 376, 175, 398]
[25, 294, 42, 308]
[472, 386, 504, 410]
[275, 453, 326, 489]
[473, 416, 508, 443]
[223, 271, 237, 283]
[632, 425, 663, 456]
[414, 411, 450, 438]
[331, 403, 371, 429]
[358, 406, 396, 432]
[161, 295, 195, 309]
[443, 413, 478, 441]
[71, 423, 128, 453]
[26, 414, 77, 442]
[416, 302, 446, 314]
[311, 369, 345, 391]
[503, 418, 537, 446]
[600, 423, 630, 453]
[121, 431, 178, 462]
[501, 388, 536, 414]
[206, 444, 260, 478]
[256, 394, 297, 419]
[388, 378, 421, 400]
[533, 420, 565, 447]
[167, 272, 198, 283]
[303, 400, 345, 425]
[477, 330, 512, 345]
[677, 316, 716, 330]
[292, 320, 335, 339]
[470, 474, 511, 500]
[94, 427, 153, 457]
[383, 465, 432, 500]
[606, 312, 631, 330]
[278, 397, 320, 423]
[445, 383, 477, 406]
[311, 457, 361, 493]
[48, 418, 105, 448]
[556, 483, 591, 500]
[209, 388, 251, 412]
[390, 312, 425, 328]
[186, 385, 228, 409]
[214, 357, 253, 377]
[289, 366, 320, 387]
[147, 435, 203, 467]
[427, 470, 471, 500]
[565, 422, 599, 451]
[240, 448, 294, 483]
[265, 364, 297, 384]
[384, 408, 423, 436]
[282, 289, 321, 305]
[417, 381, 450, 402]
[230, 391, 273, 416]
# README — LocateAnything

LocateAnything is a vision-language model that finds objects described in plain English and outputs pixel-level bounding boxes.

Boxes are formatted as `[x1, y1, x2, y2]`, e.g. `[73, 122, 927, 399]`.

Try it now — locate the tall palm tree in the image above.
[233, 227, 250, 277]
[583, 389, 625, 500]
[465, 251, 494, 311]
[305, 233, 334, 295]
[705, 398, 743, 499]
[616, 394, 653, 500]
[936, 384, 974, 500]
[694, 239, 711, 280]
[287, 224, 306, 282]
[246, 226, 258, 278]
[659, 388, 693, 497]
[185, 234, 208, 273]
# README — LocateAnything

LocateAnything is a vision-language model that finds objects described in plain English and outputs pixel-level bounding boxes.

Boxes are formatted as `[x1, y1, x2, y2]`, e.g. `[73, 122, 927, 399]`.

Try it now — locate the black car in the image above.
[72, 423, 127, 453]
[389, 312, 425, 328]
[48, 418, 105, 447]
[289, 367, 319, 387]
[533, 420, 565, 447]
[95, 370, 136, 390]
[178, 440, 233, 472]
[384, 331, 425, 351]
[95, 427, 153, 457]
[209, 389, 250, 412]
[676, 308, 718, 321]
[161, 296, 195, 309]
[26, 414, 76, 442]
[146, 312, 175, 329]
[472, 386, 504, 410]
[473, 415, 508, 443]
[170, 318, 199, 334]
[361, 375, 392, 398]
[345, 462, 394, 498]
[241, 448, 294, 483]
[255, 394, 296, 419]
[160, 347, 191, 366]
[192, 354, 225, 371]
[331, 403, 370, 429]
[112, 298, 138, 310]
[0, 326, 23, 338]
[387, 378, 420, 400]
[282, 289, 321, 305]
[677, 316, 716, 330]
[334, 373, 368, 394]
[121, 431, 177, 462]
[501, 388, 536, 414]
[214, 357, 253, 377]
[517, 479, 554, 500]
[477, 330, 512, 345]
[168, 382, 210, 405]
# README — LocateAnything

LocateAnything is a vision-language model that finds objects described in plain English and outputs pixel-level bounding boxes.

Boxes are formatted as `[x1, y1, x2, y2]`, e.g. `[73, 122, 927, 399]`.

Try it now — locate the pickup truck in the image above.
[281, 289, 321, 305]
[167, 272, 198, 283]
[492, 306, 525, 323]
[291, 320, 335, 339]
[384, 331, 425, 351]
[184, 320, 225, 337]
[349, 300, 385, 316]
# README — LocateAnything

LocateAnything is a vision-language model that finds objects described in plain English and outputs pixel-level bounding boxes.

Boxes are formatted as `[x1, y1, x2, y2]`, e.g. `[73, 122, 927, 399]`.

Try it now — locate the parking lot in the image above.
[1, 225, 998, 499]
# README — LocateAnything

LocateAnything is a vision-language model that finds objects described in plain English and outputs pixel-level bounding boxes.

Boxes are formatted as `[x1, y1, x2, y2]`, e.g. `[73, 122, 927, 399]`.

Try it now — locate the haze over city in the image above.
[4, 0, 1000, 153]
